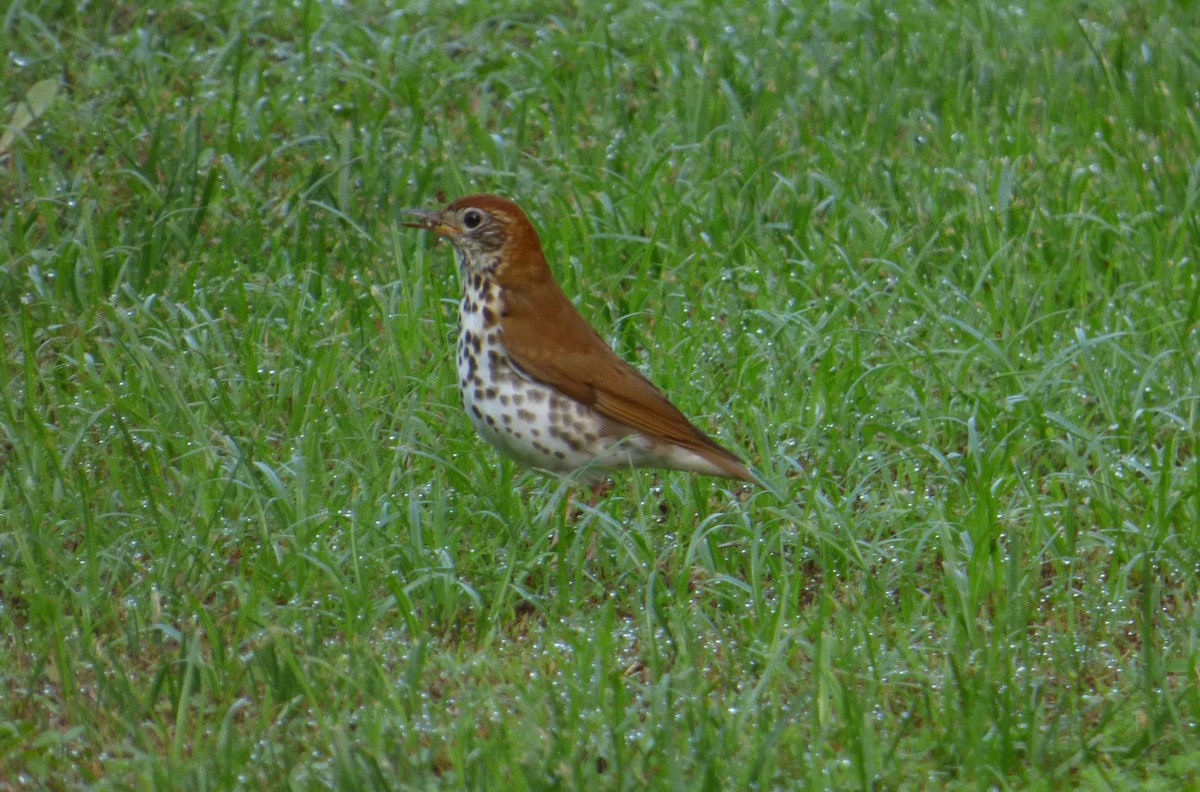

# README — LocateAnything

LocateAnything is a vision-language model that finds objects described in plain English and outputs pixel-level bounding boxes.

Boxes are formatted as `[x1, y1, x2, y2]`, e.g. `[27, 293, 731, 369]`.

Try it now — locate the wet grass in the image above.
[2, 0, 1199, 788]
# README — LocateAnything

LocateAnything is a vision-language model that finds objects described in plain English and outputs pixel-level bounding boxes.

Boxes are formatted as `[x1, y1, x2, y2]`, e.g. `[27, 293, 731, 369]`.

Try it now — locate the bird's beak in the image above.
[400, 209, 456, 238]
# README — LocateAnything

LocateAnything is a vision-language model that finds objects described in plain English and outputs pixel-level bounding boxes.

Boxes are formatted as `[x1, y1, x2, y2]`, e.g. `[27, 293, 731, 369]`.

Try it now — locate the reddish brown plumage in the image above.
[404, 194, 756, 484]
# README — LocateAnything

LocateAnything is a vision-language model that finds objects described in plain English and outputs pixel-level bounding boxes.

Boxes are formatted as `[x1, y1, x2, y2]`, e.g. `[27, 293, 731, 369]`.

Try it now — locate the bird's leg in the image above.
[586, 478, 614, 508]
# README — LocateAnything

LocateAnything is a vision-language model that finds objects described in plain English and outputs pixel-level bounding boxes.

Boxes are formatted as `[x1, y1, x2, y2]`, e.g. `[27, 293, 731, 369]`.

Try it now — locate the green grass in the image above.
[2, 0, 1199, 788]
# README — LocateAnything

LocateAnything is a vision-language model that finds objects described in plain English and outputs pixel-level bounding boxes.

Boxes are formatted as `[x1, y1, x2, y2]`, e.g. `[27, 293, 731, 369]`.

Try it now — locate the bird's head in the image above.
[402, 194, 546, 280]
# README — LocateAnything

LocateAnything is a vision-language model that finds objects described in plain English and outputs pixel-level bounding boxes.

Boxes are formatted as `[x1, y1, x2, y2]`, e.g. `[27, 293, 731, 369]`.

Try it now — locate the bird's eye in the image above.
[462, 209, 484, 229]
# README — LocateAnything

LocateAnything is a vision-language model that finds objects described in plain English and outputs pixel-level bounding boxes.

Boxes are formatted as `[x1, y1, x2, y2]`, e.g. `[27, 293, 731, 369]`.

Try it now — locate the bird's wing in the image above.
[500, 280, 752, 480]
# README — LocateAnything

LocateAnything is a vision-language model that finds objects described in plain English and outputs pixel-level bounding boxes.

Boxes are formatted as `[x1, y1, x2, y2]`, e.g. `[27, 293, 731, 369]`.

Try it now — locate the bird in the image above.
[402, 194, 756, 485]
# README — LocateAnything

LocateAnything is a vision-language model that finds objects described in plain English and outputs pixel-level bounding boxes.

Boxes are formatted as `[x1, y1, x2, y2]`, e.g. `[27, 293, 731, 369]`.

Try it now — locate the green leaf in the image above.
[0, 77, 60, 154]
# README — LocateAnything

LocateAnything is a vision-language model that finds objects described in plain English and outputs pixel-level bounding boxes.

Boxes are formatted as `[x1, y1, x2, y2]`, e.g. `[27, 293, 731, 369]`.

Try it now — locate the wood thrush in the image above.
[403, 194, 755, 484]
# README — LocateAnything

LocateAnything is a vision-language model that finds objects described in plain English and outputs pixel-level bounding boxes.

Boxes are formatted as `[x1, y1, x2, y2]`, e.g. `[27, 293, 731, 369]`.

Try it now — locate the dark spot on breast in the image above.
[481, 306, 496, 327]
[517, 409, 535, 422]
[499, 395, 509, 406]
[485, 387, 497, 399]
[527, 390, 545, 403]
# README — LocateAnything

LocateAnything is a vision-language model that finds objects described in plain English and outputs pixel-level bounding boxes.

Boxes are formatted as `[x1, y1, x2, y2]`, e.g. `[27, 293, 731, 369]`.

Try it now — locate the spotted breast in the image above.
[403, 194, 758, 484]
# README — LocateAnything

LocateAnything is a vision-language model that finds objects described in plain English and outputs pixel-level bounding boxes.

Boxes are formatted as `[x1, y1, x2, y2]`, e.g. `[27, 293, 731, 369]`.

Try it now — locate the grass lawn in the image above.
[2, 0, 1198, 788]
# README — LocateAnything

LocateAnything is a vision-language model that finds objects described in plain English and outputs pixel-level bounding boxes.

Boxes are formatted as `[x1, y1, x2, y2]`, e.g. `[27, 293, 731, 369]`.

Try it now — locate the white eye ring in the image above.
[462, 209, 484, 229]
